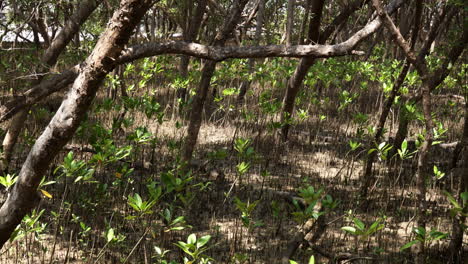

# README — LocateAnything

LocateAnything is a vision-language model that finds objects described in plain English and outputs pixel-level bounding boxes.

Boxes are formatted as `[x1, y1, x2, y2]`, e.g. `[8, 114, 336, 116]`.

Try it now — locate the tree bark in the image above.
[448, 99, 468, 263]
[237, 0, 265, 103]
[177, 0, 208, 102]
[361, 0, 423, 199]
[298, 0, 312, 45]
[181, 0, 250, 165]
[280, 0, 372, 141]
[0, 0, 101, 174]
[285, 0, 295, 45]
[372, 1, 467, 262]
[0, 0, 155, 249]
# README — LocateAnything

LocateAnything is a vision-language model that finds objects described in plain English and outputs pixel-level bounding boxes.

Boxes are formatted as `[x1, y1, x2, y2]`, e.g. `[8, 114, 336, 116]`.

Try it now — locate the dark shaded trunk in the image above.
[0, 0, 155, 249]
[448, 97, 468, 263]
[360, 63, 410, 197]
[361, 0, 422, 198]
[280, 0, 325, 141]
[391, 4, 453, 155]
[181, 0, 249, 164]
[413, 80, 433, 264]
[299, 0, 312, 45]
[177, 0, 208, 102]
[182, 60, 217, 162]
[280, 0, 372, 141]
[285, 0, 295, 45]
[237, 0, 265, 103]
[371, 1, 467, 262]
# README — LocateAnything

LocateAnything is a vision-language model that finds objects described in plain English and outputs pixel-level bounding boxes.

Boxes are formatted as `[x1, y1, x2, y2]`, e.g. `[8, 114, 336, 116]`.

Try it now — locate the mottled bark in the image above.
[0, 0, 100, 174]
[0, 0, 155, 249]
[42, 0, 100, 66]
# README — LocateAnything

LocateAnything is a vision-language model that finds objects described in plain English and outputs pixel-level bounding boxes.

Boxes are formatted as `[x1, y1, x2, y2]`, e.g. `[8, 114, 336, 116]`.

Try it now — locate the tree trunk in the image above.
[177, 0, 208, 102]
[298, 0, 312, 45]
[0, 0, 155, 249]
[0, 0, 101, 174]
[360, 63, 410, 198]
[361, 0, 422, 198]
[280, 0, 325, 141]
[413, 80, 434, 264]
[237, 0, 265, 103]
[285, 0, 295, 45]
[181, 0, 249, 165]
[448, 98, 468, 263]
[280, 0, 369, 141]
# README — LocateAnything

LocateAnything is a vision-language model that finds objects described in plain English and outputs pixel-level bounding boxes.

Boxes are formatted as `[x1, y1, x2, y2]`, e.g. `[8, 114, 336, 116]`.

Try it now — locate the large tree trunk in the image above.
[0, 0, 155, 249]
[181, 0, 249, 165]
[0, 0, 101, 174]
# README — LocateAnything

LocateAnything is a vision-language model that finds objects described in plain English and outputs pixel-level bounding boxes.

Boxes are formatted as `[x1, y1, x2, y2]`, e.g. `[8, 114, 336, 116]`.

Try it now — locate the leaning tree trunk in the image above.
[280, 0, 370, 141]
[181, 0, 249, 164]
[391, 4, 453, 155]
[372, 1, 467, 262]
[0, 0, 100, 174]
[0, 0, 155, 249]
[361, 0, 423, 199]
[237, 0, 265, 103]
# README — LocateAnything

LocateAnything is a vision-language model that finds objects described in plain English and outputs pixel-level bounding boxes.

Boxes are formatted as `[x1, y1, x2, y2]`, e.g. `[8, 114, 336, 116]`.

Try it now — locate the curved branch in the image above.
[117, 41, 365, 63]
[0, 0, 406, 123]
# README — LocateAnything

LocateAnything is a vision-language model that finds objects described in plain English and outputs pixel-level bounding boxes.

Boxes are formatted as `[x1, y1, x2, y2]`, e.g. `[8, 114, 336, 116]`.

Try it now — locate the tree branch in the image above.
[0, 0, 406, 123]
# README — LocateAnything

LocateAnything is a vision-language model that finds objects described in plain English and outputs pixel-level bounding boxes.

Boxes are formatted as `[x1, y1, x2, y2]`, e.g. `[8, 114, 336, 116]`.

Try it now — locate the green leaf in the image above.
[401, 140, 408, 152]
[413, 227, 426, 236]
[400, 240, 419, 251]
[443, 191, 461, 208]
[196, 235, 211, 248]
[106, 228, 115, 242]
[353, 218, 365, 230]
[308, 255, 315, 264]
[341, 226, 357, 234]
[187, 233, 196, 245]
